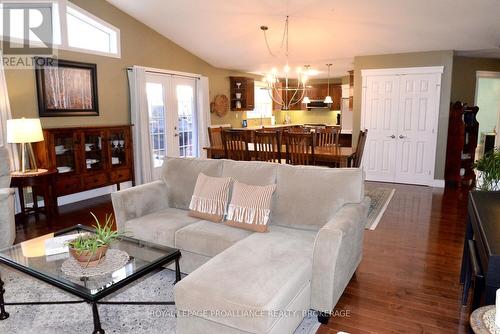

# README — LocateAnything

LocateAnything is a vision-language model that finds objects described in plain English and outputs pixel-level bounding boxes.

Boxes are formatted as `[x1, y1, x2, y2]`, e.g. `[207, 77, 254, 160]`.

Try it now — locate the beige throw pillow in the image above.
[188, 173, 232, 223]
[225, 181, 276, 232]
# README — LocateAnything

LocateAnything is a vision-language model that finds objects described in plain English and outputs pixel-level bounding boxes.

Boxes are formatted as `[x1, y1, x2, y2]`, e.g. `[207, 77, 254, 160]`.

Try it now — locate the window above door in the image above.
[0, 0, 120, 58]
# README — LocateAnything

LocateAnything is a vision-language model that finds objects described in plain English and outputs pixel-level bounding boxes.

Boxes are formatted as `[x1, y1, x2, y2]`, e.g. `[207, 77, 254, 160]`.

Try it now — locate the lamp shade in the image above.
[324, 96, 333, 104]
[302, 96, 311, 104]
[7, 118, 44, 143]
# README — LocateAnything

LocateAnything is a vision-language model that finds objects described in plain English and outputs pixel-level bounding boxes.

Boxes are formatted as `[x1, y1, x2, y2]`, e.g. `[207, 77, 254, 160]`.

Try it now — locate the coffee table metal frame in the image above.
[0, 224, 182, 334]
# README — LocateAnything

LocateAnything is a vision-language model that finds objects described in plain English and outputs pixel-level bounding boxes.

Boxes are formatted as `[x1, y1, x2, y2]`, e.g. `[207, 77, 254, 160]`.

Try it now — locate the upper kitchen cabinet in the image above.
[348, 70, 354, 110]
[306, 83, 342, 110]
[230, 77, 254, 111]
[331, 84, 342, 111]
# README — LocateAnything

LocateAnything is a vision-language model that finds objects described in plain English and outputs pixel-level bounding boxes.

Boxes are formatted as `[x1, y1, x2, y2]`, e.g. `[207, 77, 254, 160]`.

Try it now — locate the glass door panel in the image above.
[146, 81, 167, 171]
[84, 131, 104, 171]
[145, 73, 198, 178]
[175, 79, 197, 158]
[53, 132, 77, 174]
[108, 129, 127, 168]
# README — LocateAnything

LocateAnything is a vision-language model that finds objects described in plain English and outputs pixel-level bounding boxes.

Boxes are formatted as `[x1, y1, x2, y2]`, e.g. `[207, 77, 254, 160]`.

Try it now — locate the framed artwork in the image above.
[35, 58, 99, 117]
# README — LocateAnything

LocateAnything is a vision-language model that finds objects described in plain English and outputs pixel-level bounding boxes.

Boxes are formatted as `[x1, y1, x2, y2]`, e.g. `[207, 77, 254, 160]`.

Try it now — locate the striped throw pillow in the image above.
[188, 173, 232, 223]
[225, 181, 276, 232]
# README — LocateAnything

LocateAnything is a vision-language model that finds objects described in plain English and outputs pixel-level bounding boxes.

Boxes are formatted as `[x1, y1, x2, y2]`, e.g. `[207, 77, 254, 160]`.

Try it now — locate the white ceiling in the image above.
[107, 0, 500, 78]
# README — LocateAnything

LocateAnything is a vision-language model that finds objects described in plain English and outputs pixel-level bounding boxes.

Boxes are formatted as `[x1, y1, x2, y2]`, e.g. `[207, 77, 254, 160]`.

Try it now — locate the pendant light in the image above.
[302, 65, 311, 104]
[324, 64, 333, 104]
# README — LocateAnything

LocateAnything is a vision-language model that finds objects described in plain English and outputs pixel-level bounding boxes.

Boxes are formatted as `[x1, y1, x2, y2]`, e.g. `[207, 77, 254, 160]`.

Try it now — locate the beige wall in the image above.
[4, 0, 250, 129]
[353, 51, 454, 180]
[451, 56, 500, 104]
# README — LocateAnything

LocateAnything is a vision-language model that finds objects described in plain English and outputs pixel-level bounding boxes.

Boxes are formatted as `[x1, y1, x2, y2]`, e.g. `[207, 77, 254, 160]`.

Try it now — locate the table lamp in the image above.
[7, 118, 44, 173]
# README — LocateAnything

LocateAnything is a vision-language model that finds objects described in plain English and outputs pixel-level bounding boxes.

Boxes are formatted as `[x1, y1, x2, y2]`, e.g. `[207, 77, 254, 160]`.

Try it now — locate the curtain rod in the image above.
[126, 66, 201, 80]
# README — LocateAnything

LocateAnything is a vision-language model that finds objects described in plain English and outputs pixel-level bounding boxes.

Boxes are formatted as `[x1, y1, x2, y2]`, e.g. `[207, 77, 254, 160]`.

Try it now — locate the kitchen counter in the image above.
[231, 124, 352, 134]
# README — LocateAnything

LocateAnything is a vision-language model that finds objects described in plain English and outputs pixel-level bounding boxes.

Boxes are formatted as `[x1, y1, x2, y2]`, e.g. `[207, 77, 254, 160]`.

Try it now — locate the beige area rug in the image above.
[365, 188, 395, 230]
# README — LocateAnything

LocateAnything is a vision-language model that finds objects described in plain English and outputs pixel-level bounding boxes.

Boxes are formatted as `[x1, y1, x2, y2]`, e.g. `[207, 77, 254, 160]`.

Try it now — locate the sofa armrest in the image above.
[111, 180, 169, 232]
[310, 196, 370, 312]
[0, 188, 16, 248]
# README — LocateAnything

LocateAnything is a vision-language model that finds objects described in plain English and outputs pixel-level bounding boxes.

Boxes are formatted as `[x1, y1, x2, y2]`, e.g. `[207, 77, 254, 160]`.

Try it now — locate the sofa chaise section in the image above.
[175, 226, 317, 334]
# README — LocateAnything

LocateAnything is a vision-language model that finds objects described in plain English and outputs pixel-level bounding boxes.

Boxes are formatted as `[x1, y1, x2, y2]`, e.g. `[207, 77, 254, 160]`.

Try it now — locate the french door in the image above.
[146, 73, 197, 178]
[361, 67, 443, 185]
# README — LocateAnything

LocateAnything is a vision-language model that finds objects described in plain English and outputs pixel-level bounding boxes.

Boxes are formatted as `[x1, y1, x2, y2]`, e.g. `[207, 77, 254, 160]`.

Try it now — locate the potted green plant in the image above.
[474, 148, 500, 191]
[67, 213, 123, 268]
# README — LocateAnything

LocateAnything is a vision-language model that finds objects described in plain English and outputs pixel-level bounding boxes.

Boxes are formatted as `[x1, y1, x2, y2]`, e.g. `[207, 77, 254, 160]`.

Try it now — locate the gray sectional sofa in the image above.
[111, 157, 369, 334]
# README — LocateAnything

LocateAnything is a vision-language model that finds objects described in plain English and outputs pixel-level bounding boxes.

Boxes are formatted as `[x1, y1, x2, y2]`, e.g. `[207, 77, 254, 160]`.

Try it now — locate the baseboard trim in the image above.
[432, 179, 445, 188]
[57, 182, 133, 206]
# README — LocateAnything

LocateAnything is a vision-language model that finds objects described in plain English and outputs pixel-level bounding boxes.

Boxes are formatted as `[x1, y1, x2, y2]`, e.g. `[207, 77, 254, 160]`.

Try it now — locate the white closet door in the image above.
[395, 74, 440, 185]
[362, 75, 400, 182]
[361, 67, 443, 186]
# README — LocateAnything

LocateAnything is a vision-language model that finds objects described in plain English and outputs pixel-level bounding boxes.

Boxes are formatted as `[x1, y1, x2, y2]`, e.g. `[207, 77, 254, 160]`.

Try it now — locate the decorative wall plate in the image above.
[212, 94, 229, 117]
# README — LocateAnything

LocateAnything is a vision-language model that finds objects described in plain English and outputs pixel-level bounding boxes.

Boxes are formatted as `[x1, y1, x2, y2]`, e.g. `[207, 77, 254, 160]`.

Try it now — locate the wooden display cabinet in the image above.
[445, 102, 479, 187]
[33, 125, 134, 197]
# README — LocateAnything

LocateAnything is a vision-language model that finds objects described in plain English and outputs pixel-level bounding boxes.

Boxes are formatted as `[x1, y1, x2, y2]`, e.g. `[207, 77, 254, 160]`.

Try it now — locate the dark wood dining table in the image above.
[204, 145, 356, 167]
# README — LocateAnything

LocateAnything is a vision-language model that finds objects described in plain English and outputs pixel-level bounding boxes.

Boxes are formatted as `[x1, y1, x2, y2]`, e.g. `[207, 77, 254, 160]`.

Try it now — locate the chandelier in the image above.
[261, 16, 310, 111]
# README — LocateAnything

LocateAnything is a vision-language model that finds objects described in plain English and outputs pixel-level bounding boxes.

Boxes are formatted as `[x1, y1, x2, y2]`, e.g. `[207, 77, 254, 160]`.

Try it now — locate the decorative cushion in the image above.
[188, 173, 232, 223]
[225, 181, 276, 232]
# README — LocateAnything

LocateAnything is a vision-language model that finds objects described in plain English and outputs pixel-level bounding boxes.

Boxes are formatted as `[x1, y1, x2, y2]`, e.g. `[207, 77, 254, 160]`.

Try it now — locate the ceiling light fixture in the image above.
[261, 16, 311, 111]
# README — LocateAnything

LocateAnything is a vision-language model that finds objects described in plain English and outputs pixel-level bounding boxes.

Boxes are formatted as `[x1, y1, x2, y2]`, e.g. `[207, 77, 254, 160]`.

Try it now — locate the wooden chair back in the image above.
[352, 130, 368, 167]
[254, 130, 281, 163]
[222, 129, 250, 161]
[208, 125, 231, 148]
[316, 126, 341, 147]
[284, 132, 315, 165]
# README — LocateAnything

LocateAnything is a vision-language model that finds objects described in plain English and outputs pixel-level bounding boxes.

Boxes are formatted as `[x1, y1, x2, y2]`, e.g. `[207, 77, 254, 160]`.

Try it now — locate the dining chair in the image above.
[316, 126, 341, 147]
[222, 129, 250, 161]
[208, 125, 231, 158]
[284, 132, 316, 165]
[254, 130, 281, 163]
[349, 130, 368, 167]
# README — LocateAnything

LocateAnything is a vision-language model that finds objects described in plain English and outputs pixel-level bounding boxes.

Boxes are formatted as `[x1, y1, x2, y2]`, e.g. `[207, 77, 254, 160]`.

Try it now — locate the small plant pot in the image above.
[69, 245, 109, 268]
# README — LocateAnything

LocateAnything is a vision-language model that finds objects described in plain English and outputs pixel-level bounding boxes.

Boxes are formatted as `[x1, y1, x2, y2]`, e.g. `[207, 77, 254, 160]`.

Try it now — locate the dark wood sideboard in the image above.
[460, 191, 500, 307]
[33, 125, 134, 198]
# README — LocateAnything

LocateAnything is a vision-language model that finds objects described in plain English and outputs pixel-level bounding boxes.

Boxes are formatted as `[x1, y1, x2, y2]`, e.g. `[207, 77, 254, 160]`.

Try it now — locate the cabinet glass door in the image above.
[84, 131, 104, 171]
[53, 132, 77, 174]
[108, 129, 127, 168]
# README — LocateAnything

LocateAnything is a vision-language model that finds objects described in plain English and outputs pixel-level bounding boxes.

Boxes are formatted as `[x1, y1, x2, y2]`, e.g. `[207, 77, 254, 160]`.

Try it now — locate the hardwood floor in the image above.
[13, 182, 472, 333]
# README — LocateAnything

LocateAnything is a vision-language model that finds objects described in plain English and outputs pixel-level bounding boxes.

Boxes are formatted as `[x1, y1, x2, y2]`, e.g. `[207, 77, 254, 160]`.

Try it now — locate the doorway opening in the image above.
[474, 71, 500, 160]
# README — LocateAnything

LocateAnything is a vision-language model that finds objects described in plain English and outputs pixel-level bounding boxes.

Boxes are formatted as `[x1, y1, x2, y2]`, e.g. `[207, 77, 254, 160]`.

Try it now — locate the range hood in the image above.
[306, 100, 330, 110]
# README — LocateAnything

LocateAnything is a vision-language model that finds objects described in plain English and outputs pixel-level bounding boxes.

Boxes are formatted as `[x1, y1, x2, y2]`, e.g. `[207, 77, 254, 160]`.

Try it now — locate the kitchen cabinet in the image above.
[271, 82, 341, 110]
[230, 77, 254, 111]
[306, 83, 341, 110]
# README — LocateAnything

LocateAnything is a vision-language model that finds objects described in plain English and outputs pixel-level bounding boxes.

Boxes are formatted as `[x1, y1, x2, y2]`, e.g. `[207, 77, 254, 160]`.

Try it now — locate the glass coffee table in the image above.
[0, 224, 181, 334]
